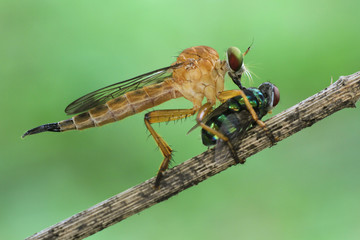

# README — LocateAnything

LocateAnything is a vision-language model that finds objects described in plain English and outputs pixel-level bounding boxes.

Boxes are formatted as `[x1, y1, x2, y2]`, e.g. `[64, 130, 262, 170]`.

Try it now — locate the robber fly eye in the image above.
[226, 47, 243, 73]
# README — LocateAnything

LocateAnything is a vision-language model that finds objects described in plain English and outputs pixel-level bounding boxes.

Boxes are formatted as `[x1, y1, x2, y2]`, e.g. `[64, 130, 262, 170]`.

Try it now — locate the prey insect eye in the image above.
[272, 85, 280, 107]
[226, 47, 243, 72]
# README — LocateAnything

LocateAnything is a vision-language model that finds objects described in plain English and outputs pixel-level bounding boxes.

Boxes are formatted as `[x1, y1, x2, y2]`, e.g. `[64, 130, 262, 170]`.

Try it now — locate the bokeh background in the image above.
[1, 0, 359, 239]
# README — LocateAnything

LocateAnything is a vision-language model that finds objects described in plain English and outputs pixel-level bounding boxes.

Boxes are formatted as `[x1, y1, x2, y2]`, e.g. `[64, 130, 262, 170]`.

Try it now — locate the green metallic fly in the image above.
[192, 82, 280, 163]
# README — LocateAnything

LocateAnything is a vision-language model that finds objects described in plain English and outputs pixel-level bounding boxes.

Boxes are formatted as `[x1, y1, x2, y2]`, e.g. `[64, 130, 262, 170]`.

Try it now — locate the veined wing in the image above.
[187, 101, 231, 135]
[65, 63, 182, 115]
[215, 111, 253, 162]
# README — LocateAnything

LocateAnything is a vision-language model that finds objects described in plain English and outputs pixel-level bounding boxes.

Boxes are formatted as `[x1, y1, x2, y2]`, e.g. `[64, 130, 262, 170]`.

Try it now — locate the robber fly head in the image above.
[226, 46, 252, 89]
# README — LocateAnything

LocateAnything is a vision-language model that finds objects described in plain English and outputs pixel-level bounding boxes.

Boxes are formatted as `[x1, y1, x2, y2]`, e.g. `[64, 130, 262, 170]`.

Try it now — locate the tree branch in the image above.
[26, 71, 360, 240]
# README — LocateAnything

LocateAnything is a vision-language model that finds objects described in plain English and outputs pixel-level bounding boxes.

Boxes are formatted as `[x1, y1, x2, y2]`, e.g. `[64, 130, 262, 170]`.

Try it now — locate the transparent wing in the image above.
[187, 102, 231, 135]
[215, 111, 253, 163]
[65, 64, 182, 115]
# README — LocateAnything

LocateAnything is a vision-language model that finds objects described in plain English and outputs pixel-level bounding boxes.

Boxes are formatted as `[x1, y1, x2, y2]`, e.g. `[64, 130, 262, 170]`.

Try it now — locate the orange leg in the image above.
[195, 103, 244, 164]
[144, 108, 198, 188]
[218, 90, 277, 144]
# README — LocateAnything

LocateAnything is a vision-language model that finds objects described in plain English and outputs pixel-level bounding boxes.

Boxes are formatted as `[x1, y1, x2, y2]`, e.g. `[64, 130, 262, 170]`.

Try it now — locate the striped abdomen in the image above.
[59, 80, 182, 132]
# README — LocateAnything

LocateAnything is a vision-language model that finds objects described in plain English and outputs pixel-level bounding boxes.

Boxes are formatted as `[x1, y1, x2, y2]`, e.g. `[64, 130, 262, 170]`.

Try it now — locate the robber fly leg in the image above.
[145, 108, 199, 189]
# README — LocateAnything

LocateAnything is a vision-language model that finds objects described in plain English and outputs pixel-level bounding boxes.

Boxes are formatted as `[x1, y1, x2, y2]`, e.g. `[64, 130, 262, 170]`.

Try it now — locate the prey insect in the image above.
[192, 82, 280, 163]
[23, 45, 254, 188]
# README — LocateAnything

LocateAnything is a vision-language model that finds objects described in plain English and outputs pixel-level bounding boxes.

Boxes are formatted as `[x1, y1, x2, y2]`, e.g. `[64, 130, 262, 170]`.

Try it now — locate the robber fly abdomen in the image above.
[59, 80, 184, 131]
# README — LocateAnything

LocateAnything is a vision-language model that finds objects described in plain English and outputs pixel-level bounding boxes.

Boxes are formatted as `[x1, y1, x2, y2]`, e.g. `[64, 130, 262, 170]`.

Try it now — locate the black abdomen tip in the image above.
[22, 123, 60, 138]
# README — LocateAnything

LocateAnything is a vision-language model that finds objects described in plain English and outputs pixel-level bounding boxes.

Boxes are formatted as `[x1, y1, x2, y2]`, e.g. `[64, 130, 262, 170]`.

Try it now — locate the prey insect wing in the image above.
[187, 103, 229, 135]
[214, 111, 252, 163]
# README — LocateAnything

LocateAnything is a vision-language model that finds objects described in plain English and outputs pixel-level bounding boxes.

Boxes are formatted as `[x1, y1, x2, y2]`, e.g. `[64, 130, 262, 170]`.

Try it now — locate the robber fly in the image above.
[23, 45, 255, 188]
[192, 82, 280, 163]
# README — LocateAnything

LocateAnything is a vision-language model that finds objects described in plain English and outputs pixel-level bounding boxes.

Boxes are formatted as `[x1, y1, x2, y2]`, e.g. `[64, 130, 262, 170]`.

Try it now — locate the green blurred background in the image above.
[1, 0, 359, 239]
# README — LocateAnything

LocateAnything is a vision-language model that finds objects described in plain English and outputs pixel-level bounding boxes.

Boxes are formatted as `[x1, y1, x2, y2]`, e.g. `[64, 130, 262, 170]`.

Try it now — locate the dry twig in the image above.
[26, 72, 360, 240]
